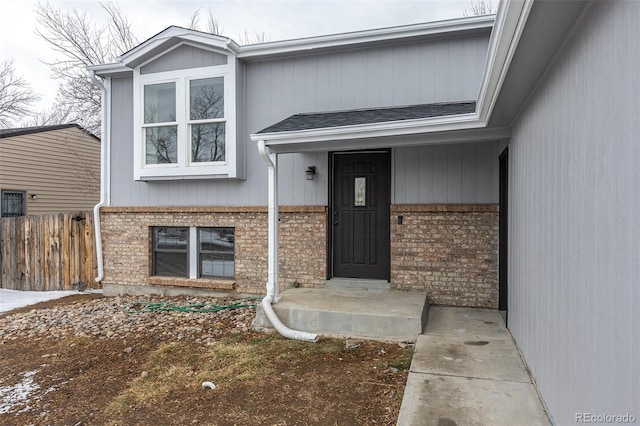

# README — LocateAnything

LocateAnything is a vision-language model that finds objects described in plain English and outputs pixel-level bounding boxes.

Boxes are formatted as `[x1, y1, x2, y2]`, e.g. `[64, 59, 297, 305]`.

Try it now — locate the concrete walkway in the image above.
[397, 307, 550, 425]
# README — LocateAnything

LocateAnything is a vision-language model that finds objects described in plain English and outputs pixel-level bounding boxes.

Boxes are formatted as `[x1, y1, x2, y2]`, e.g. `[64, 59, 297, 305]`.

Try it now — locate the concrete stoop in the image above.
[253, 287, 429, 342]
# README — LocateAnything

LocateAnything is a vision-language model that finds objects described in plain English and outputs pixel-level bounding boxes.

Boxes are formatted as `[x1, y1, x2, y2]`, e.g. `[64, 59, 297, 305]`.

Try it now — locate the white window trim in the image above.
[133, 62, 237, 180]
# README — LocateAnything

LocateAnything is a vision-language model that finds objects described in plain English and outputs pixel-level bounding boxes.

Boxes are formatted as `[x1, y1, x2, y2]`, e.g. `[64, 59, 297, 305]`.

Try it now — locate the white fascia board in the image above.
[263, 127, 511, 154]
[237, 15, 494, 59]
[476, 0, 534, 123]
[250, 113, 481, 146]
[87, 63, 132, 77]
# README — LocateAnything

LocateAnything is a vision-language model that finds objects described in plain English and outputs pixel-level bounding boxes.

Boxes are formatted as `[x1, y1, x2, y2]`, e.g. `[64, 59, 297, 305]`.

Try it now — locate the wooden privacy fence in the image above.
[0, 211, 98, 291]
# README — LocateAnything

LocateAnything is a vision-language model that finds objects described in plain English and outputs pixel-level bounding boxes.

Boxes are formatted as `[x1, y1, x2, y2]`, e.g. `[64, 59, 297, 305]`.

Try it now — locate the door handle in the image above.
[333, 221, 339, 226]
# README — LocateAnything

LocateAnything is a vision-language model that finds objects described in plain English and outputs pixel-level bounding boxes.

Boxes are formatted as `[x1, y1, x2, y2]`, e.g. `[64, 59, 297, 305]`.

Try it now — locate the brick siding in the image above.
[100, 204, 498, 308]
[100, 206, 327, 295]
[390, 204, 499, 308]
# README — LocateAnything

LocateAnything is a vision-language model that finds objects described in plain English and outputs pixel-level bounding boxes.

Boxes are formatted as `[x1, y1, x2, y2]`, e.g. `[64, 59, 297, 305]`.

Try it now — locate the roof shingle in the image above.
[0, 124, 98, 140]
[257, 101, 476, 134]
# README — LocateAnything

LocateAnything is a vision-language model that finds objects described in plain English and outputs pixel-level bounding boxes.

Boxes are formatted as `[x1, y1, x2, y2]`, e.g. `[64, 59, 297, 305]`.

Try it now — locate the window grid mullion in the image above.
[189, 226, 198, 279]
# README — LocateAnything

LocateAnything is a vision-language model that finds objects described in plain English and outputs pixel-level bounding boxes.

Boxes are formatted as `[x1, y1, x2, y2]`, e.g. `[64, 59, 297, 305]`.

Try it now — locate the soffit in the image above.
[488, 0, 593, 127]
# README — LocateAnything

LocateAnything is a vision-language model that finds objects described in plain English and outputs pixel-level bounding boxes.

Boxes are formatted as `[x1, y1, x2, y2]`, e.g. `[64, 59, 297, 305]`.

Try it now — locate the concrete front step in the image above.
[253, 287, 428, 342]
[325, 278, 391, 290]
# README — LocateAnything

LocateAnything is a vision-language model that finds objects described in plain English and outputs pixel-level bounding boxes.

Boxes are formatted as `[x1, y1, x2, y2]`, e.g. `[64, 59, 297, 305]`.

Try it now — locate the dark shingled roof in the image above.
[257, 101, 476, 134]
[0, 124, 98, 140]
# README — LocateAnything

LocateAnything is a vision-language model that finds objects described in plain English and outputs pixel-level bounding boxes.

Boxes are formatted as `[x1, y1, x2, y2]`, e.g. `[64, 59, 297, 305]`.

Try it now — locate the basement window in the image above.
[151, 226, 235, 279]
[152, 227, 189, 277]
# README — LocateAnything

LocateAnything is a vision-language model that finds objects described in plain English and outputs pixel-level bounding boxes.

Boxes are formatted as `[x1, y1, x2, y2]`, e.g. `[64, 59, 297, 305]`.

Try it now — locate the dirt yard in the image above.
[0, 293, 412, 425]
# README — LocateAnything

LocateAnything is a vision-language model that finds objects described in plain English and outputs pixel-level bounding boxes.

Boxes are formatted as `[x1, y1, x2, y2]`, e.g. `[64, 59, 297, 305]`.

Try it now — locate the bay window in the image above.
[134, 61, 237, 180]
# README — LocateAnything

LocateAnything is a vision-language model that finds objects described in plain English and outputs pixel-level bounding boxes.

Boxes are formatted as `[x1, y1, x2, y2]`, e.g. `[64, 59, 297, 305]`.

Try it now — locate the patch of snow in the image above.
[0, 289, 102, 313]
[0, 370, 39, 414]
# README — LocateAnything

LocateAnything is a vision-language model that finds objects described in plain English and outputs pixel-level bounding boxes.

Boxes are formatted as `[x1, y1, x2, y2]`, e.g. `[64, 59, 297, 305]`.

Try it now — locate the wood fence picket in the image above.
[0, 211, 98, 291]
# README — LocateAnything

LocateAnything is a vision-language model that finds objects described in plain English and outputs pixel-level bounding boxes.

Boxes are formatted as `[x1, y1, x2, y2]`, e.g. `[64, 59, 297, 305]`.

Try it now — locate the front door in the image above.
[331, 151, 390, 280]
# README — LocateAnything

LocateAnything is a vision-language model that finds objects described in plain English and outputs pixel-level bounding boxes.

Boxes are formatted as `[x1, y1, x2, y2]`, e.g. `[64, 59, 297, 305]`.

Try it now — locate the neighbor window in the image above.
[134, 62, 237, 180]
[151, 226, 235, 279]
[1, 190, 26, 218]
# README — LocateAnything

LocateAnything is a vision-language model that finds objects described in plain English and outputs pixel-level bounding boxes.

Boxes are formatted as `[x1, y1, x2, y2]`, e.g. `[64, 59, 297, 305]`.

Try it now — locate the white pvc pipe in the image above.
[257, 140, 280, 302]
[257, 140, 318, 343]
[261, 295, 318, 343]
[89, 70, 109, 284]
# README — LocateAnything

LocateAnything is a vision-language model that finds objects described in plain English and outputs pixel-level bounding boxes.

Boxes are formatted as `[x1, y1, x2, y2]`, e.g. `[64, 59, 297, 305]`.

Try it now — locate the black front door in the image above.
[332, 151, 390, 280]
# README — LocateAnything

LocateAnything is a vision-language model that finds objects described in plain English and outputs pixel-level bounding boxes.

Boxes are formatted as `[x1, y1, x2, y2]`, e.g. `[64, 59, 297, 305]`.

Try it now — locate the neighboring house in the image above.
[90, 0, 638, 423]
[0, 124, 101, 216]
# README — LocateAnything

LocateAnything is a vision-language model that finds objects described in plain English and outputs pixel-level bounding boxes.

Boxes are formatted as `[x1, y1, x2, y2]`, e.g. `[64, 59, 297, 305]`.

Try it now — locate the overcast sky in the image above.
[1, 0, 478, 114]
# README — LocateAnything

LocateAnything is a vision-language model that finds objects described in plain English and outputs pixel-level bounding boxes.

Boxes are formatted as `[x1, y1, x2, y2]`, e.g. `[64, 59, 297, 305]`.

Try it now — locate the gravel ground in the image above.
[0, 295, 258, 344]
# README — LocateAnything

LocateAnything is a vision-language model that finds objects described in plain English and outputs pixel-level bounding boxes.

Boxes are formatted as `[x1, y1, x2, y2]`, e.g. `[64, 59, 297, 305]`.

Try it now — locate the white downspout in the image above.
[90, 70, 110, 284]
[257, 140, 318, 343]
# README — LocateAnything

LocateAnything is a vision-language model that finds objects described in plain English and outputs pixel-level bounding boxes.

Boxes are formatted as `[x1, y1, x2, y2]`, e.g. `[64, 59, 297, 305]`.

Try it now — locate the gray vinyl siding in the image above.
[0, 128, 100, 214]
[109, 32, 491, 207]
[140, 44, 228, 74]
[507, 1, 639, 423]
[393, 142, 499, 204]
[245, 35, 489, 135]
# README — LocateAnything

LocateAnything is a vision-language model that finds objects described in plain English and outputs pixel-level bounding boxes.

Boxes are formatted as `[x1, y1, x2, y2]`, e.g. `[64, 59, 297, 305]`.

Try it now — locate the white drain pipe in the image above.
[89, 70, 110, 284]
[257, 140, 318, 343]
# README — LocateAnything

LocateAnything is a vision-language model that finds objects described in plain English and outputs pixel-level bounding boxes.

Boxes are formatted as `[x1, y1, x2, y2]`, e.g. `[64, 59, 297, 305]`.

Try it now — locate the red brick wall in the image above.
[390, 204, 499, 308]
[100, 206, 327, 294]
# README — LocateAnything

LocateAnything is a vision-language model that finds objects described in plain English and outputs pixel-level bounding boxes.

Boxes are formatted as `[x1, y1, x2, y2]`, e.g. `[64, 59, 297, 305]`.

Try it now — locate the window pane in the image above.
[190, 77, 224, 120]
[146, 126, 178, 164]
[199, 228, 234, 278]
[154, 252, 188, 277]
[144, 83, 176, 124]
[191, 123, 225, 162]
[1, 191, 25, 217]
[154, 227, 189, 250]
[153, 227, 188, 277]
[200, 253, 234, 278]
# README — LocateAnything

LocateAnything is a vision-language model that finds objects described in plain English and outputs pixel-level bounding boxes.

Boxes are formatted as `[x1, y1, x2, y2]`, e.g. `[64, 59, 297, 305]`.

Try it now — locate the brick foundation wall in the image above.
[100, 206, 327, 294]
[100, 204, 498, 308]
[390, 204, 499, 308]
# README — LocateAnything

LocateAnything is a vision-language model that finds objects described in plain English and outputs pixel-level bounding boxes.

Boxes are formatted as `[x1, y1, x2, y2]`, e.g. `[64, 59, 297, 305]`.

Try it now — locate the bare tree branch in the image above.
[187, 7, 201, 30]
[207, 12, 223, 36]
[34, 1, 268, 134]
[463, 0, 497, 17]
[34, 1, 138, 136]
[23, 106, 74, 127]
[0, 60, 40, 127]
[237, 29, 271, 45]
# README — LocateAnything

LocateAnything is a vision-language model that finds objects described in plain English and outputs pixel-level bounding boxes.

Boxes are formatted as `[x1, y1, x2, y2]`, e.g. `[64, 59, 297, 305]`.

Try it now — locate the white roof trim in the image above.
[90, 15, 494, 77]
[476, 0, 534, 123]
[118, 26, 239, 68]
[250, 113, 482, 145]
[238, 15, 494, 59]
